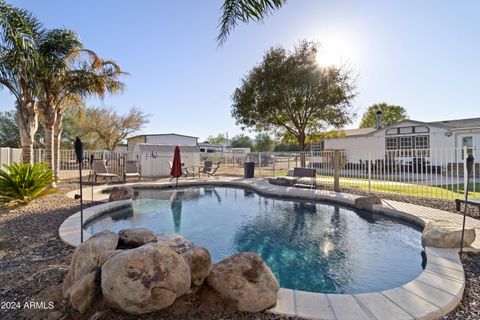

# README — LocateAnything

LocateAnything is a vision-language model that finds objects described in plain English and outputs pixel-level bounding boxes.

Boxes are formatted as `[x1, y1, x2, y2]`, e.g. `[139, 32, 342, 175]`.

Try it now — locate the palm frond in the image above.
[217, 0, 286, 45]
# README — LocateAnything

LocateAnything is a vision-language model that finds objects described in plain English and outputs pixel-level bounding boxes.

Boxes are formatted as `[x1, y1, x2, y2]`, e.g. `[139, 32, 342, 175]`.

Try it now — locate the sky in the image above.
[2, 0, 480, 142]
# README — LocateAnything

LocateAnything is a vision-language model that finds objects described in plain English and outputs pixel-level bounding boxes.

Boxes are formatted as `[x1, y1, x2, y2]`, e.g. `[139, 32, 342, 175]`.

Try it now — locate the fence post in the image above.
[368, 153, 372, 193]
[259, 152, 261, 177]
[272, 153, 275, 178]
[334, 150, 340, 192]
[463, 146, 468, 192]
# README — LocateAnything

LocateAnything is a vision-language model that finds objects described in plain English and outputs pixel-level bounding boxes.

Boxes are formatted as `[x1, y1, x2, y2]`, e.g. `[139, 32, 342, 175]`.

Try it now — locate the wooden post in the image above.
[334, 150, 340, 192]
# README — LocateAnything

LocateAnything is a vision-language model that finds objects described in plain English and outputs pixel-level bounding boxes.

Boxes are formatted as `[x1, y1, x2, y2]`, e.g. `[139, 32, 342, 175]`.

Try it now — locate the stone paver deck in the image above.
[61, 177, 478, 320]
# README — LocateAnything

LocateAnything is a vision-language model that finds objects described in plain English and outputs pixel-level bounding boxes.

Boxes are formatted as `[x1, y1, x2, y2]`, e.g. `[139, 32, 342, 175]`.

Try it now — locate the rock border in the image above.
[60, 178, 475, 319]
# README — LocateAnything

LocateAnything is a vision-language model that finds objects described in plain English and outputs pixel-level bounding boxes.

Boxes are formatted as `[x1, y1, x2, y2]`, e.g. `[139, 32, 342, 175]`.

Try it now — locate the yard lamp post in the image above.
[460, 153, 474, 254]
[74, 137, 85, 243]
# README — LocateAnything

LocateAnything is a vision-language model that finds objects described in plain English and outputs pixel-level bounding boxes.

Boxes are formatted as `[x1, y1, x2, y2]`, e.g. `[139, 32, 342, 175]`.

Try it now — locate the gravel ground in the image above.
[440, 253, 480, 320]
[0, 179, 479, 320]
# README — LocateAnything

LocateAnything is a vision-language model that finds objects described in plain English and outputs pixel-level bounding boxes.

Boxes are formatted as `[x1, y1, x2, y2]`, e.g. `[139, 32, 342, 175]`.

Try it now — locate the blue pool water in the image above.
[85, 186, 424, 294]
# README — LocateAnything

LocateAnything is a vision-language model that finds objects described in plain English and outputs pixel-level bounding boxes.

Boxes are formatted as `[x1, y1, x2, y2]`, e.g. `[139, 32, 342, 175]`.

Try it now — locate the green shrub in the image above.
[0, 162, 56, 205]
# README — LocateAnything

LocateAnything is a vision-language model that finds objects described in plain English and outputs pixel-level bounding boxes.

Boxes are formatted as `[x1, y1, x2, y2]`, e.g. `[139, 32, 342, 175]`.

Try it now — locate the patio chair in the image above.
[205, 161, 221, 180]
[200, 160, 212, 177]
[92, 160, 118, 184]
[168, 161, 191, 179]
[123, 162, 141, 182]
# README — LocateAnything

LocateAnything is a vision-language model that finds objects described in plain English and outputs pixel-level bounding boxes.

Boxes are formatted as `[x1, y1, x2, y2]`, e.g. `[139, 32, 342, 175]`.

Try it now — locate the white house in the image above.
[127, 133, 199, 152]
[126, 133, 200, 177]
[314, 116, 480, 166]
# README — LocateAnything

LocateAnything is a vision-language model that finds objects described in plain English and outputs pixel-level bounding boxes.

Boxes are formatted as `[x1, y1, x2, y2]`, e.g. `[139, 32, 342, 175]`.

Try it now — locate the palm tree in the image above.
[218, 0, 286, 45]
[36, 29, 125, 179]
[52, 56, 125, 178]
[0, 1, 42, 163]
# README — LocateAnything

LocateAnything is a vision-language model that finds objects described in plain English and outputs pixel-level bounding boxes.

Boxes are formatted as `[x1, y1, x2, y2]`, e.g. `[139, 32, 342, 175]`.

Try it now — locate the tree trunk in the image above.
[298, 133, 306, 167]
[40, 101, 57, 187]
[17, 99, 38, 164]
[53, 109, 64, 180]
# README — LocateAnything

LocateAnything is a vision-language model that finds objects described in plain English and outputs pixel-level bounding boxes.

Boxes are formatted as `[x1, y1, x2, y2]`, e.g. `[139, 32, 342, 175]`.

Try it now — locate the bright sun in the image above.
[315, 33, 359, 67]
[316, 48, 343, 67]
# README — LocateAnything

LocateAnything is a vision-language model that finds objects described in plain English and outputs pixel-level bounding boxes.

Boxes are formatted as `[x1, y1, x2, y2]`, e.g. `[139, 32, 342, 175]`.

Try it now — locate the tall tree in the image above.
[218, 0, 286, 45]
[36, 29, 125, 178]
[78, 106, 148, 151]
[254, 133, 274, 152]
[230, 134, 253, 149]
[0, 1, 42, 163]
[206, 133, 227, 145]
[232, 40, 356, 164]
[359, 103, 408, 128]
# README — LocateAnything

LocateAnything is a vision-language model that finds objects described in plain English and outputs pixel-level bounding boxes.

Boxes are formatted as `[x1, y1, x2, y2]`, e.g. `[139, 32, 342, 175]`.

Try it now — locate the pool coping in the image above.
[60, 177, 475, 320]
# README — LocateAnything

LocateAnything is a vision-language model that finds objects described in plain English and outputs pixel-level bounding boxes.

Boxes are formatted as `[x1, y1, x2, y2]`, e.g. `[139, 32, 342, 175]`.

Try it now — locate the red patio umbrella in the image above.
[170, 146, 182, 187]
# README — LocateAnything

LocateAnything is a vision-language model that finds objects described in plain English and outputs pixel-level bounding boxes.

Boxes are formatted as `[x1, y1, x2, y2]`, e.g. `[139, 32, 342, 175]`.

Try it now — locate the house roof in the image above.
[341, 128, 377, 136]
[127, 133, 199, 140]
[428, 117, 480, 130]
[328, 117, 480, 139]
[133, 143, 200, 152]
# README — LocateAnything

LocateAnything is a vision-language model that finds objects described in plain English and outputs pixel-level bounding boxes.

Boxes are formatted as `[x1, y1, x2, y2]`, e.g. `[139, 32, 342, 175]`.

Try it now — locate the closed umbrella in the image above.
[170, 146, 182, 187]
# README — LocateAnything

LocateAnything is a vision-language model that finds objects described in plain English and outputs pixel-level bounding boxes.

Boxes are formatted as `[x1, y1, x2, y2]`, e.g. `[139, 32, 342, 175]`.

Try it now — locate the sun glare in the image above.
[315, 33, 359, 67]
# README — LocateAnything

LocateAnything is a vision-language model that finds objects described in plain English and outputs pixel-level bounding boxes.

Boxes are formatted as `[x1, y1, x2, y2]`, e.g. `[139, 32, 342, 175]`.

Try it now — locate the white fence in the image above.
[0, 147, 22, 171]
[6, 146, 478, 200]
[34, 149, 200, 178]
[202, 147, 478, 201]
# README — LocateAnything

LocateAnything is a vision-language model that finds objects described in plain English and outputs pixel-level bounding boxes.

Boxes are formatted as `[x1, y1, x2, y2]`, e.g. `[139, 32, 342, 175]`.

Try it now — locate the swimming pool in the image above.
[84, 185, 425, 294]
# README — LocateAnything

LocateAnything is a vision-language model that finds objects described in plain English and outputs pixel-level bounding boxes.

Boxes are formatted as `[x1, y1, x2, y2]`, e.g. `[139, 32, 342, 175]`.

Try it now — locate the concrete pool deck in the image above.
[60, 177, 480, 320]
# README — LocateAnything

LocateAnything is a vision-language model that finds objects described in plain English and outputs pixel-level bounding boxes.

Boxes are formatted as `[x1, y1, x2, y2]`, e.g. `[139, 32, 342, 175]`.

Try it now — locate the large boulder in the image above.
[101, 243, 191, 314]
[63, 230, 119, 304]
[109, 186, 134, 202]
[118, 228, 157, 247]
[354, 194, 382, 210]
[158, 234, 212, 287]
[69, 271, 98, 314]
[422, 220, 476, 248]
[206, 252, 279, 312]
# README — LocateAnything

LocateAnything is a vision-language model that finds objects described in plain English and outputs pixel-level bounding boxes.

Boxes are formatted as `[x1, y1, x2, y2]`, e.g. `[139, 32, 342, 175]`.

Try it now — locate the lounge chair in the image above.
[200, 160, 212, 177]
[205, 161, 221, 180]
[123, 162, 141, 182]
[168, 161, 191, 179]
[92, 160, 118, 184]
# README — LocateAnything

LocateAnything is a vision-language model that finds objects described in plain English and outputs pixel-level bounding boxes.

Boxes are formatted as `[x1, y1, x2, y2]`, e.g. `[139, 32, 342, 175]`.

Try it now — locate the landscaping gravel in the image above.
[0, 179, 479, 319]
[439, 253, 480, 320]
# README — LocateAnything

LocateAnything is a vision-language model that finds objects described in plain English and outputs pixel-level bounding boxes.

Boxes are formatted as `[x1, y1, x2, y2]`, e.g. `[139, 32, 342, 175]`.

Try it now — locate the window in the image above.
[414, 135, 430, 157]
[462, 136, 473, 159]
[386, 128, 399, 135]
[399, 137, 412, 156]
[399, 126, 414, 134]
[414, 126, 429, 133]
[414, 136, 429, 149]
[311, 141, 324, 152]
[386, 137, 398, 150]
[399, 137, 412, 149]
